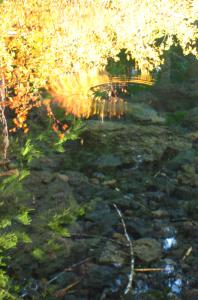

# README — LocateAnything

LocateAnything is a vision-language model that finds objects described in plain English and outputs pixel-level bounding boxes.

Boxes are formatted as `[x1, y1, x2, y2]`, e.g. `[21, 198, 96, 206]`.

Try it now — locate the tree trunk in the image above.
[0, 73, 9, 162]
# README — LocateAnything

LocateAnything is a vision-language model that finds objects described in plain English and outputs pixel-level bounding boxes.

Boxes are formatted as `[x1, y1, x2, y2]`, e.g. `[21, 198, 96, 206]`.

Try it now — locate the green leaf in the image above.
[32, 248, 45, 260]
[16, 232, 32, 244]
[0, 270, 9, 288]
[0, 233, 18, 250]
[17, 211, 32, 225]
[0, 219, 11, 229]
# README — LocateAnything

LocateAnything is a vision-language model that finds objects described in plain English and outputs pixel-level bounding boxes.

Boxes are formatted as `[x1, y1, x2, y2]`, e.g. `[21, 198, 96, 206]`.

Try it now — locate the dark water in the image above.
[1, 80, 198, 300]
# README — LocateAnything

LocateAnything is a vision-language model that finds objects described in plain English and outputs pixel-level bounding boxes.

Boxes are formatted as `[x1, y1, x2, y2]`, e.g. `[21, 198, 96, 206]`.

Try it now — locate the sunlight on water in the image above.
[162, 226, 177, 251]
[163, 237, 177, 251]
[163, 262, 175, 275]
[168, 277, 183, 294]
[50, 73, 154, 120]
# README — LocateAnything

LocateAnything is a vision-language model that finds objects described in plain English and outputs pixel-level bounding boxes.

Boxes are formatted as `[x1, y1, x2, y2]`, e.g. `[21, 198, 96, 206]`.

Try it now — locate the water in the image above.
[5, 79, 198, 300]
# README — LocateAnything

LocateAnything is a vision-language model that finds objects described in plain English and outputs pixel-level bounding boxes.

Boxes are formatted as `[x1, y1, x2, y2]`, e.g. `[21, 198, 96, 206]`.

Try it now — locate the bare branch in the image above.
[113, 203, 135, 295]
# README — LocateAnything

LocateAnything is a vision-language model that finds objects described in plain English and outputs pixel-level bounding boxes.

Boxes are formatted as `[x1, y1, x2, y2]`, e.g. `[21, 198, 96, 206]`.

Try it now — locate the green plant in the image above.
[48, 206, 85, 237]
[20, 138, 42, 164]
[0, 170, 31, 299]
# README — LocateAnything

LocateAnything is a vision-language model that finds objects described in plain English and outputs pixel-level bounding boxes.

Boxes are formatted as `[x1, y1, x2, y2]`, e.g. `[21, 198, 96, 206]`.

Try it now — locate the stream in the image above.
[6, 82, 198, 300]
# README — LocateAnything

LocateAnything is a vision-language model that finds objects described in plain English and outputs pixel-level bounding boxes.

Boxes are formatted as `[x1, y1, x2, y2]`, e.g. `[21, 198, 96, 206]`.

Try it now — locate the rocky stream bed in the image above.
[3, 84, 198, 300]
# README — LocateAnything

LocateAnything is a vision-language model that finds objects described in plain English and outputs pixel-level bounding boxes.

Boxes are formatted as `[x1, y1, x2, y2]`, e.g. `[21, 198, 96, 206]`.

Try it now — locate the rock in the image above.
[112, 194, 135, 209]
[86, 264, 117, 288]
[99, 241, 127, 266]
[85, 202, 118, 233]
[94, 154, 122, 170]
[126, 218, 153, 238]
[177, 164, 198, 187]
[134, 238, 162, 262]
[167, 149, 196, 171]
[85, 120, 127, 132]
[29, 155, 62, 170]
[152, 209, 169, 218]
[56, 173, 69, 183]
[181, 221, 198, 238]
[64, 171, 89, 186]
[174, 186, 198, 200]
[92, 172, 106, 180]
[36, 171, 55, 183]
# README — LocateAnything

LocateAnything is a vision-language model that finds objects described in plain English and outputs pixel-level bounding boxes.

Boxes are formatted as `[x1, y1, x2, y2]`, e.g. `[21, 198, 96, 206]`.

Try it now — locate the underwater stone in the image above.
[134, 238, 162, 262]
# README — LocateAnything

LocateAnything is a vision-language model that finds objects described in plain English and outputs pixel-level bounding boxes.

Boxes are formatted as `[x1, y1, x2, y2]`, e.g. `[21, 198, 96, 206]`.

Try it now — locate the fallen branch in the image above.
[135, 268, 164, 272]
[54, 278, 82, 298]
[113, 203, 135, 295]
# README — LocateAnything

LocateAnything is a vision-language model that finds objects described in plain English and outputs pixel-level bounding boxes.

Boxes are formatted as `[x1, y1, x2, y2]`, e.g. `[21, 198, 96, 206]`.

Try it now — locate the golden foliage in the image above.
[0, 0, 197, 122]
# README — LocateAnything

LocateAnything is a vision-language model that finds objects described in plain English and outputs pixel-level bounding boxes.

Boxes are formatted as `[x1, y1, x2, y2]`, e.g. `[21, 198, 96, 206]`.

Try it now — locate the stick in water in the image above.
[113, 203, 135, 295]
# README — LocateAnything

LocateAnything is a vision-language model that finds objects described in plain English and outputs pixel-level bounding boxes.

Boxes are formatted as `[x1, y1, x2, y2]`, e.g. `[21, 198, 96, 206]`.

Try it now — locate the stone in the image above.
[29, 156, 62, 170]
[152, 209, 169, 218]
[86, 264, 117, 288]
[56, 173, 69, 183]
[134, 238, 162, 262]
[99, 241, 127, 266]
[64, 171, 89, 186]
[94, 154, 122, 170]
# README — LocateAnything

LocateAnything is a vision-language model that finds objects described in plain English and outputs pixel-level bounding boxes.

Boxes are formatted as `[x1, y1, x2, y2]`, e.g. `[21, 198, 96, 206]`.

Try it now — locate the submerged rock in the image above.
[134, 238, 162, 262]
[94, 154, 122, 170]
[64, 170, 89, 185]
[99, 241, 127, 266]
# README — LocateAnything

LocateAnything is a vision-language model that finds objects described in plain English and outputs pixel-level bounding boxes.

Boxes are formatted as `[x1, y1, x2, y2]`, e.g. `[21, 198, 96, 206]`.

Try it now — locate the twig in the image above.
[47, 257, 90, 285]
[54, 278, 82, 298]
[113, 204, 134, 295]
[135, 268, 164, 272]
[182, 247, 192, 261]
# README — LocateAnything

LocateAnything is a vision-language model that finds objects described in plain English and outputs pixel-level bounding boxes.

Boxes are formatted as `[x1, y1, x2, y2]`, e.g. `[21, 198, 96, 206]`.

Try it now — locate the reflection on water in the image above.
[168, 277, 183, 294]
[89, 76, 154, 121]
[162, 226, 177, 251]
[91, 96, 127, 121]
[161, 259, 183, 295]
[163, 260, 175, 275]
[163, 236, 177, 251]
